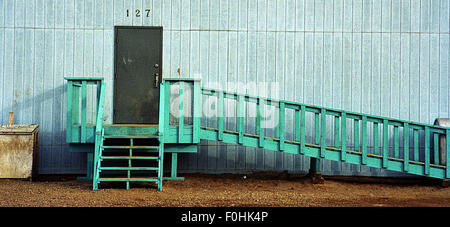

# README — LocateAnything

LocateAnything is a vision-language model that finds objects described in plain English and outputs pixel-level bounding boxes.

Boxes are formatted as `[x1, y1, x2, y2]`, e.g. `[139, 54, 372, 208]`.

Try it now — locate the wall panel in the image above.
[0, 0, 447, 176]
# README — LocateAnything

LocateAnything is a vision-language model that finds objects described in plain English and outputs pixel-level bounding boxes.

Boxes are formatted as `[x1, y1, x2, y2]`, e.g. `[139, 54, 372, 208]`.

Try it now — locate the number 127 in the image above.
[126, 9, 151, 17]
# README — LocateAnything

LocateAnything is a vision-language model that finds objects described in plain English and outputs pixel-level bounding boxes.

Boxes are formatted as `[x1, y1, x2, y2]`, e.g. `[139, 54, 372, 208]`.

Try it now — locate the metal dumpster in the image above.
[0, 125, 39, 180]
[434, 118, 449, 166]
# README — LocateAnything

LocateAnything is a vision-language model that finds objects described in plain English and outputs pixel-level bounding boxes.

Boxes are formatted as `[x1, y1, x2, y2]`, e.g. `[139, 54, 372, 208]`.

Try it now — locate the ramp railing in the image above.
[195, 85, 450, 180]
[65, 77, 105, 144]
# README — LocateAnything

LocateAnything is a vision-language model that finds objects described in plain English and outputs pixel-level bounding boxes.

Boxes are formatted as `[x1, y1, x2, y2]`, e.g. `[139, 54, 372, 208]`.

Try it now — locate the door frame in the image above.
[113, 26, 163, 124]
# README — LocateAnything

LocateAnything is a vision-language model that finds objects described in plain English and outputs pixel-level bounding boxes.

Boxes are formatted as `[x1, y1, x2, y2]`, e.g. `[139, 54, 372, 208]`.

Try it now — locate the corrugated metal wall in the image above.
[0, 0, 448, 176]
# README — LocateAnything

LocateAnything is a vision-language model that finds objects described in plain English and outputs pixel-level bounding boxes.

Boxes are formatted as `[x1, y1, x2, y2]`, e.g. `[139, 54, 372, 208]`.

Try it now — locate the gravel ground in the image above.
[0, 172, 449, 207]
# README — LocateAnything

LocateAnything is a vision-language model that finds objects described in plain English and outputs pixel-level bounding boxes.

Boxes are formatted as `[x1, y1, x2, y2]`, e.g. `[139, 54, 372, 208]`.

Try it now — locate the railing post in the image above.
[217, 91, 224, 141]
[164, 81, 171, 137]
[258, 97, 265, 148]
[178, 82, 184, 143]
[300, 105, 306, 155]
[362, 115, 367, 165]
[403, 122, 409, 172]
[158, 81, 166, 138]
[66, 81, 73, 143]
[424, 126, 430, 176]
[93, 80, 106, 190]
[383, 119, 389, 168]
[193, 81, 201, 143]
[341, 112, 347, 161]
[279, 102, 285, 151]
[81, 81, 87, 143]
[237, 94, 244, 144]
[320, 108, 326, 158]
[446, 129, 450, 178]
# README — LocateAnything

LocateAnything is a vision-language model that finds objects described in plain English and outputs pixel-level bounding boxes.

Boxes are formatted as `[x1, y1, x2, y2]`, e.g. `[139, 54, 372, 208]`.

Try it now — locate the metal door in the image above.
[114, 27, 162, 124]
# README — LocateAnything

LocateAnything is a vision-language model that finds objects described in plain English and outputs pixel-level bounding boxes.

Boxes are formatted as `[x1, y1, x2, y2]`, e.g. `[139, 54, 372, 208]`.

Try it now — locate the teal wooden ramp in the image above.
[65, 77, 450, 191]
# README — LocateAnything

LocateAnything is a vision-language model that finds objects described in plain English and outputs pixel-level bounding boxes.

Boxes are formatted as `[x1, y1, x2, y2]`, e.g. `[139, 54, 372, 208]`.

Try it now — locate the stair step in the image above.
[99, 167, 159, 171]
[101, 146, 159, 149]
[103, 134, 159, 139]
[98, 177, 159, 182]
[101, 156, 158, 160]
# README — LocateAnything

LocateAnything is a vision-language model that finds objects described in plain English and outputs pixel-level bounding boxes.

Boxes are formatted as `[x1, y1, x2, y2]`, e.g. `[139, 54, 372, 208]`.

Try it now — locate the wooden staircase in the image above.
[65, 77, 450, 192]
[93, 128, 164, 190]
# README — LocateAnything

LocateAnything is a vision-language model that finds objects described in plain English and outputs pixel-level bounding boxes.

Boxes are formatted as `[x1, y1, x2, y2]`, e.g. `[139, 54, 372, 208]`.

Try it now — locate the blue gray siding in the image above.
[0, 0, 448, 176]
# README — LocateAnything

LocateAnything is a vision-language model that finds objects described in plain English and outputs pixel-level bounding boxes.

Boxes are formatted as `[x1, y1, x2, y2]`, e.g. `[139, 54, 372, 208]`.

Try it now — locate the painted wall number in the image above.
[126, 9, 151, 17]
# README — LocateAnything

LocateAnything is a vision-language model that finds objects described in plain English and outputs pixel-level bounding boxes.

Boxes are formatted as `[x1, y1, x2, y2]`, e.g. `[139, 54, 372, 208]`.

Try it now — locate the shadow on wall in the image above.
[0, 84, 89, 174]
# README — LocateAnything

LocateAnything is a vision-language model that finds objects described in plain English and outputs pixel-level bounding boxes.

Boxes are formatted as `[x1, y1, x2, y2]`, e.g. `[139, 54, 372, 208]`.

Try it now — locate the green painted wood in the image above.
[341, 112, 347, 161]
[67, 77, 450, 190]
[403, 123, 409, 172]
[279, 102, 285, 151]
[69, 126, 96, 143]
[158, 140, 164, 191]
[81, 81, 87, 143]
[72, 85, 80, 126]
[164, 81, 171, 141]
[218, 91, 224, 141]
[128, 139, 133, 188]
[200, 87, 449, 132]
[193, 81, 201, 143]
[96, 81, 101, 108]
[237, 95, 244, 144]
[98, 178, 158, 182]
[257, 97, 264, 147]
[178, 81, 185, 143]
[65, 77, 104, 81]
[163, 78, 201, 82]
[99, 167, 159, 171]
[159, 81, 166, 137]
[171, 153, 178, 178]
[103, 126, 159, 136]
[362, 116, 367, 165]
[424, 126, 430, 175]
[315, 113, 320, 145]
[300, 105, 306, 155]
[320, 109, 326, 158]
[93, 81, 106, 190]
[101, 145, 159, 149]
[383, 119, 389, 168]
[199, 127, 449, 179]
[66, 81, 73, 143]
[101, 156, 158, 160]
[447, 130, 450, 178]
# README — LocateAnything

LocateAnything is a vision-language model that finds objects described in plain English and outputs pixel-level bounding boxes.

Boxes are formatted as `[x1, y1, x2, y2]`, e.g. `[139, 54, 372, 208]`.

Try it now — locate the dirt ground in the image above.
[0, 172, 449, 207]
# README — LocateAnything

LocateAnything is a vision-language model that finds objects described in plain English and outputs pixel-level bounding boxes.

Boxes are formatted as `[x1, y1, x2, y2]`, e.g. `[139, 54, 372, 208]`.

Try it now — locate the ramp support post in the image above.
[307, 157, 324, 184]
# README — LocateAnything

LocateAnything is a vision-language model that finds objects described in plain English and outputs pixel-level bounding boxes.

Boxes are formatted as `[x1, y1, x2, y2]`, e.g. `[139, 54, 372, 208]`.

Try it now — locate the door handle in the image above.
[154, 73, 160, 88]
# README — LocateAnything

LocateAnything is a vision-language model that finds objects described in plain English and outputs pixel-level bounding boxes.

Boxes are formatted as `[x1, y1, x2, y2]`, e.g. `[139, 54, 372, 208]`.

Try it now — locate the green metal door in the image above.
[114, 27, 162, 124]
